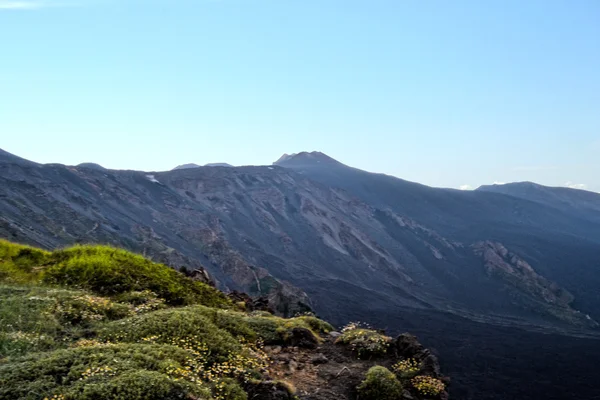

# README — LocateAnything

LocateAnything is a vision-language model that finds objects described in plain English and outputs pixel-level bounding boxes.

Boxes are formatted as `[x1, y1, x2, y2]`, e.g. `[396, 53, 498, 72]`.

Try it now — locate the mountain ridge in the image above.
[3, 148, 600, 399]
[1, 148, 598, 330]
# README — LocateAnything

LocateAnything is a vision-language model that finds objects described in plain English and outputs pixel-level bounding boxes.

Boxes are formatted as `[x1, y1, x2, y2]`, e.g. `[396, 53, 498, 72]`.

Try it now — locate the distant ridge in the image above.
[173, 163, 201, 170]
[77, 162, 106, 171]
[205, 163, 233, 167]
[173, 163, 234, 171]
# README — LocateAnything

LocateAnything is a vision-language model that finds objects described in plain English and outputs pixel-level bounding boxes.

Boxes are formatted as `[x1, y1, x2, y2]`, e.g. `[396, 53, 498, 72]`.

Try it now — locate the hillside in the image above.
[275, 152, 600, 327]
[0, 240, 448, 400]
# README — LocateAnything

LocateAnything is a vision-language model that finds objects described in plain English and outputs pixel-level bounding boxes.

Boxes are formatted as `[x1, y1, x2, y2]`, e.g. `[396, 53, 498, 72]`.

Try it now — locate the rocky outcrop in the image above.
[473, 241, 573, 306]
[395, 334, 446, 382]
[472, 241, 598, 328]
[227, 290, 273, 313]
[263, 331, 449, 400]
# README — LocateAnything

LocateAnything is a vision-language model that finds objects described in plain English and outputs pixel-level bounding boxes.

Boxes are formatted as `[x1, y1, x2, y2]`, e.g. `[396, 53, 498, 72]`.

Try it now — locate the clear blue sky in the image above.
[1, 0, 599, 191]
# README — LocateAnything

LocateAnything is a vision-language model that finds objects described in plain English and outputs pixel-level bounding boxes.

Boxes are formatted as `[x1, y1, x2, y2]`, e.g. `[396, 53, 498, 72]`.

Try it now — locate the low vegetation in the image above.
[0, 240, 333, 400]
[392, 358, 421, 378]
[335, 322, 392, 358]
[411, 375, 446, 397]
[357, 366, 404, 400]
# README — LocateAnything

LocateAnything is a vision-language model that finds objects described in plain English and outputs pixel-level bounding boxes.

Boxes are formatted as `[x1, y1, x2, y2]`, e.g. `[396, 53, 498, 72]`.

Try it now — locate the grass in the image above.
[0, 240, 334, 400]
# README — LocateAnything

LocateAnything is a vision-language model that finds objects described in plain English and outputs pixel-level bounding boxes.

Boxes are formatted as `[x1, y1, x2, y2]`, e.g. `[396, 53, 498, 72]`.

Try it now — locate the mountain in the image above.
[2, 148, 600, 399]
[173, 163, 234, 170]
[173, 163, 202, 170]
[2, 148, 596, 329]
[275, 152, 600, 326]
[77, 162, 107, 171]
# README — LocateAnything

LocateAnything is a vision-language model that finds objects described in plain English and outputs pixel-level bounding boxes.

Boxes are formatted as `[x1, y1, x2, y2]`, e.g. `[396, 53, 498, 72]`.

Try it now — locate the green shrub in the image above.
[292, 316, 334, 334]
[113, 290, 167, 313]
[0, 330, 58, 360]
[50, 293, 132, 325]
[242, 314, 329, 345]
[71, 370, 213, 400]
[42, 245, 231, 307]
[190, 306, 259, 342]
[0, 286, 69, 358]
[244, 316, 281, 343]
[0, 343, 208, 400]
[211, 378, 247, 400]
[187, 307, 332, 346]
[0, 240, 49, 283]
[336, 324, 391, 358]
[98, 308, 241, 363]
[357, 366, 404, 400]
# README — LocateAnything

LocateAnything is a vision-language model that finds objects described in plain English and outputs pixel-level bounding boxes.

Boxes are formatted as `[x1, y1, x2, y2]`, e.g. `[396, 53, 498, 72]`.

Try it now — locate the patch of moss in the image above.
[357, 366, 404, 400]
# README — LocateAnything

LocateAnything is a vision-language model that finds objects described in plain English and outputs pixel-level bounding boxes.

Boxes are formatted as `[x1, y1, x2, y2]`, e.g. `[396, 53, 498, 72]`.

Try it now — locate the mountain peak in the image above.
[172, 163, 201, 171]
[205, 163, 233, 168]
[77, 162, 106, 171]
[274, 151, 341, 166]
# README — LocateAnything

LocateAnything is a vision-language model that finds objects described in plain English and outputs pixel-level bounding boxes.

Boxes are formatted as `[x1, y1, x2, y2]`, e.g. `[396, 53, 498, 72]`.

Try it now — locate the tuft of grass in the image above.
[357, 366, 404, 400]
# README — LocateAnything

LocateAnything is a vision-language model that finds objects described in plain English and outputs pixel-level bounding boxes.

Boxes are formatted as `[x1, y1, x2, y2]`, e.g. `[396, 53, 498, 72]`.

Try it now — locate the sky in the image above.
[1, 0, 599, 192]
